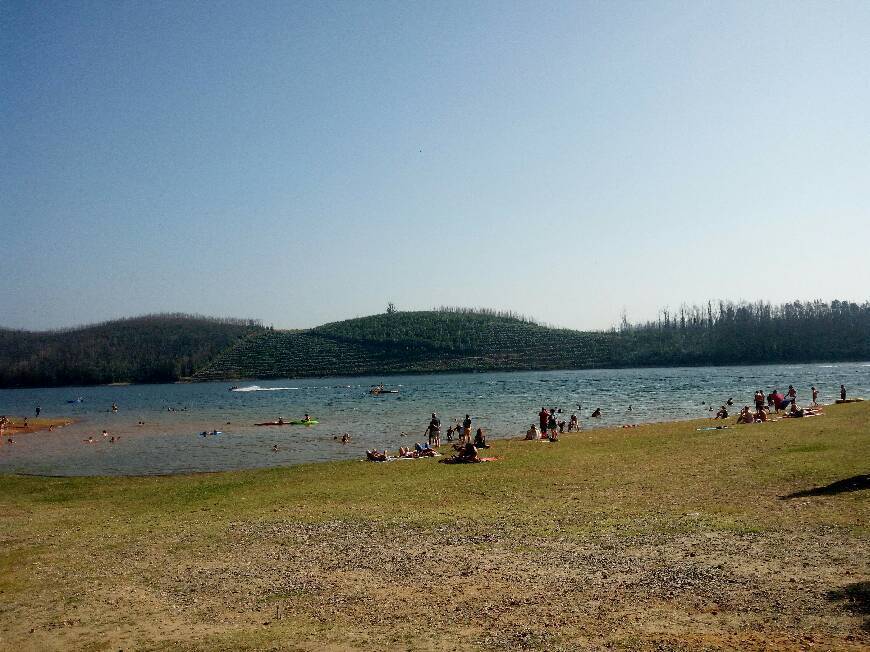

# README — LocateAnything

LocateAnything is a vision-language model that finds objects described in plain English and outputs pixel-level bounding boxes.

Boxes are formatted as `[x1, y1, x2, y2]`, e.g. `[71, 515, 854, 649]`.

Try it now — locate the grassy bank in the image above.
[1, 404, 868, 650]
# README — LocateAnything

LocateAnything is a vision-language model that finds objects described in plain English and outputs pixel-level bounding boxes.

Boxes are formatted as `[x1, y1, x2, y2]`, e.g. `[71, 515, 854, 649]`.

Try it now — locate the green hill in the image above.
[192, 311, 615, 380]
[0, 314, 262, 388]
[2, 301, 868, 388]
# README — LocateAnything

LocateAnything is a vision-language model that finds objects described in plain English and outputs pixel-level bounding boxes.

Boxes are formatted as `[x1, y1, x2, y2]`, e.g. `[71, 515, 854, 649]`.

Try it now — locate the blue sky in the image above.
[2, 1, 869, 331]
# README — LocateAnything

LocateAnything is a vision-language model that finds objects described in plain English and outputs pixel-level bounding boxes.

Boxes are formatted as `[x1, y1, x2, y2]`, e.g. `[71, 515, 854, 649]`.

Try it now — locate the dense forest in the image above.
[0, 314, 262, 388]
[0, 301, 868, 388]
[612, 300, 870, 366]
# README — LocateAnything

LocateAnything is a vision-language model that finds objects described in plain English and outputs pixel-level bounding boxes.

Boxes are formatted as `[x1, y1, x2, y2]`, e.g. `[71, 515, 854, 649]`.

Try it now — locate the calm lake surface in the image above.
[1, 363, 868, 476]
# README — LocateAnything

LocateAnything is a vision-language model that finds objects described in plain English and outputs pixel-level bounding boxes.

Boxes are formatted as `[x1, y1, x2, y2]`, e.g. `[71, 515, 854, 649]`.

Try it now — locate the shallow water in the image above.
[1, 363, 867, 476]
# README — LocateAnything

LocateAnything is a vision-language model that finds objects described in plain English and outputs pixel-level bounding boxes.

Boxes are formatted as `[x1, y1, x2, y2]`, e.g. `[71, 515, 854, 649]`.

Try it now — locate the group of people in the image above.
[366, 411, 492, 463]
[721, 383, 845, 424]
[524, 406, 582, 441]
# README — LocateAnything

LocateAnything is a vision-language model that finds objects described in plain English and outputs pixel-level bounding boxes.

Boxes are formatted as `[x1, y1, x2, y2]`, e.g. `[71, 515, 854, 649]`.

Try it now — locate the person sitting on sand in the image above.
[443, 442, 481, 464]
[473, 428, 490, 449]
[591, 408, 602, 418]
[714, 405, 728, 420]
[754, 407, 768, 422]
[458, 442, 480, 462]
[366, 449, 388, 462]
[735, 406, 754, 424]
[525, 424, 541, 440]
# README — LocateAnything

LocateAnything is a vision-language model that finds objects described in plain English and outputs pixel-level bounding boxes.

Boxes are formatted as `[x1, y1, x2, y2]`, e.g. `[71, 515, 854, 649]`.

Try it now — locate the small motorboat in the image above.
[369, 384, 399, 396]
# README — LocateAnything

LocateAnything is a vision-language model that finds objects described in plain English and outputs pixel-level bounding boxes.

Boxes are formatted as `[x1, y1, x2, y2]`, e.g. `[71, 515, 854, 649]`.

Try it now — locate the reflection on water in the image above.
[1, 363, 867, 476]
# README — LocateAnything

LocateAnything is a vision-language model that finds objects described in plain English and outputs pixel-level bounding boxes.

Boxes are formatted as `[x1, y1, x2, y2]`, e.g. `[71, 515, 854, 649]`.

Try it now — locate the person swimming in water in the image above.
[591, 408, 602, 418]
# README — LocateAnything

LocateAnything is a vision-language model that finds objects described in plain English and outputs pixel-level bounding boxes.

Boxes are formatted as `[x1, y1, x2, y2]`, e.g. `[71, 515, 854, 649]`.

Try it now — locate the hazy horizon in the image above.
[3, 2, 869, 332]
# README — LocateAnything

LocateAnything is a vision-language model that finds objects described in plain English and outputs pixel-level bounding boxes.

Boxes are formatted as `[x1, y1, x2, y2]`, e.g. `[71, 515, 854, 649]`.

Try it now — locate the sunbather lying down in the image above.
[366, 445, 440, 462]
[784, 404, 824, 418]
[399, 445, 436, 458]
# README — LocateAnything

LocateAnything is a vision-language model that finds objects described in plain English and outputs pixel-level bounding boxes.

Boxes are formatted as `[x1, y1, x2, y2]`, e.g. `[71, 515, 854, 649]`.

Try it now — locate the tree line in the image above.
[0, 301, 867, 388]
[0, 314, 262, 388]
[611, 300, 870, 366]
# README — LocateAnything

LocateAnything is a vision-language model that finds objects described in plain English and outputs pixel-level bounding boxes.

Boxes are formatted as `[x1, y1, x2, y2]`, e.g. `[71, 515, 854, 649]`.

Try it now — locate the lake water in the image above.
[1, 363, 868, 476]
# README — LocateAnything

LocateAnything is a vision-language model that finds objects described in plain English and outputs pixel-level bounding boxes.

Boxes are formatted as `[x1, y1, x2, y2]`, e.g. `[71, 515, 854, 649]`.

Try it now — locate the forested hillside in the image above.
[192, 311, 614, 381]
[1, 301, 868, 388]
[612, 300, 870, 366]
[0, 314, 262, 388]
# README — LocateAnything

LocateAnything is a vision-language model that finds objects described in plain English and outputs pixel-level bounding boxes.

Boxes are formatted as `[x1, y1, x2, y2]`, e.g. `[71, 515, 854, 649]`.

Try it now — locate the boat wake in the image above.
[230, 385, 299, 392]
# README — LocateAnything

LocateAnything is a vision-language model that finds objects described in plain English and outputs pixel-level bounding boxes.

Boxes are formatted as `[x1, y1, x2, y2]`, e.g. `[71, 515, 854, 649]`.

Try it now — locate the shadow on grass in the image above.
[827, 581, 870, 632]
[779, 474, 869, 500]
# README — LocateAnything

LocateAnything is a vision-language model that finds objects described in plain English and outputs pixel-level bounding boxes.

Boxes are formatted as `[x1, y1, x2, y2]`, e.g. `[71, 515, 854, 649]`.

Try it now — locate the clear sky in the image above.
[2, 1, 869, 332]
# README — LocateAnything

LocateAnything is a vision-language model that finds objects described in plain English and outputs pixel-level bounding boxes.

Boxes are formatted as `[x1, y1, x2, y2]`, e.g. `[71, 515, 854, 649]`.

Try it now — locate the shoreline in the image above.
[0, 403, 850, 480]
[1, 358, 868, 390]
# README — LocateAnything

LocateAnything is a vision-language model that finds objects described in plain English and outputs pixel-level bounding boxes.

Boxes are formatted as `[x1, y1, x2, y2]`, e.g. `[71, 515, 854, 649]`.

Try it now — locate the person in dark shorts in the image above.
[840, 385, 847, 401]
[426, 413, 441, 446]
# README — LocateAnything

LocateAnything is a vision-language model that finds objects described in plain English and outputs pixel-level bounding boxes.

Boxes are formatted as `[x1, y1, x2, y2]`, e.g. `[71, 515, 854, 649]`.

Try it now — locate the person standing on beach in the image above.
[538, 407, 549, 435]
[547, 411, 558, 439]
[35, 406, 41, 417]
[840, 385, 847, 401]
[426, 412, 441, 447]
[462, 414, 472, 445]
[811, 386, 819, 405]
